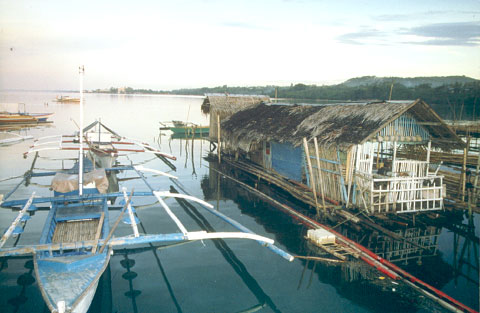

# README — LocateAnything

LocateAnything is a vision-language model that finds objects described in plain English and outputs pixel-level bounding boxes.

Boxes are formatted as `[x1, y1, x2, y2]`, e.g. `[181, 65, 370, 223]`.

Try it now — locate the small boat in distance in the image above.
[54, 96, 81, 103]
[159, 120, 209, 137]
[0, 112, 54, 124]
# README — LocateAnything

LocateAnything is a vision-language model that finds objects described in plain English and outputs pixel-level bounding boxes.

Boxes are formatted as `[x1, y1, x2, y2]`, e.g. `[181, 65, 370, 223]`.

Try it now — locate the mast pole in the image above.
[79, 65, 85, 195]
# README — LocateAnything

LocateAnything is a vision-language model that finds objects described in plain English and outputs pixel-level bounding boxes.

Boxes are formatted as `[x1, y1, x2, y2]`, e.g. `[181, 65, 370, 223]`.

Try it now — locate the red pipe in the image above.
[271, 200, 478, 313]
[360, 256, 399, 280]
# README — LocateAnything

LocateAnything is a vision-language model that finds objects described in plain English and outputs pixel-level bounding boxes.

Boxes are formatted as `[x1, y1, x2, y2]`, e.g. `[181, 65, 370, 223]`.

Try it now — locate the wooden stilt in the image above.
[313, 138, 326, 212]
[303, 138, 319, 216]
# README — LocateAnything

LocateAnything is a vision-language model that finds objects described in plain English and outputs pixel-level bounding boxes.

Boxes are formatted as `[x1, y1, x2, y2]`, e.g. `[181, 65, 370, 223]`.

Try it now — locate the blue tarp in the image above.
[270, 142, 304, 182]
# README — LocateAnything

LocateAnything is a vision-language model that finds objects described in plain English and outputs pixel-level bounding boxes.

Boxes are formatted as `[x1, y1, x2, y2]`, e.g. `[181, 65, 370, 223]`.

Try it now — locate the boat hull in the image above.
[35, 181, 110, 313]
[34, 250, 111, 313]
[169, 126, 209, 136]
[0, 113, 54, 124]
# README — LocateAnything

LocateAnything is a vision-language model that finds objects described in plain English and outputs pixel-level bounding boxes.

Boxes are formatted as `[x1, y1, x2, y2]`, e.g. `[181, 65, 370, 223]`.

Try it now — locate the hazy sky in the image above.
[1, 0, 479, 90]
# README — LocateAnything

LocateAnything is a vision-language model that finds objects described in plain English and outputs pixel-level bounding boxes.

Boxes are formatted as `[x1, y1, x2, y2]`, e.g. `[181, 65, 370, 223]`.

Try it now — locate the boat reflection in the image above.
[4, 259, 36, 312]
[161, 130, 210, 178]
[113, 192, 279, 313]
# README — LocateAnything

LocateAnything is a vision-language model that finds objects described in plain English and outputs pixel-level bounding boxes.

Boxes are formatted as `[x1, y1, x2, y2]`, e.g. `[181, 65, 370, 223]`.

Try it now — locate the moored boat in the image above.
[159, 120, 209, 136]
[34, 158, 111, 313]
[0, 112, 54, 124]
[54, 96, 81, 103]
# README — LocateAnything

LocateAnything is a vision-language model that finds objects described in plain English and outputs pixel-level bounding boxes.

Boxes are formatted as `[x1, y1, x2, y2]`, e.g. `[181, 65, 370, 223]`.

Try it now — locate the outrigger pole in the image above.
[79, 65, 85, 195]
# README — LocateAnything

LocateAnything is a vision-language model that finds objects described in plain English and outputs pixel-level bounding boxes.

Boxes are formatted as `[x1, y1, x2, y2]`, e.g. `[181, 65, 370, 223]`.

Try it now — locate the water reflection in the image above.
[164, 131, 209, 178]
[201, 158, 479, 311]
[169, 183, 281, 313]
[5, 259, 35, 312]
[452, 215, 479, 286]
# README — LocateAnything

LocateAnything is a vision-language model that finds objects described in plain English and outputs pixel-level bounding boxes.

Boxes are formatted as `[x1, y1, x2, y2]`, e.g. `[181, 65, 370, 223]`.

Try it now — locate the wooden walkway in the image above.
[52, 219, 99, 243]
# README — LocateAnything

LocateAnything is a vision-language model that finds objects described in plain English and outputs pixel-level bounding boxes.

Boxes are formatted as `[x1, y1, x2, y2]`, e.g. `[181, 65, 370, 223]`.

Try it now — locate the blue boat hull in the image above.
[35, 181, 110, 313]
[34, 250, 111, 313]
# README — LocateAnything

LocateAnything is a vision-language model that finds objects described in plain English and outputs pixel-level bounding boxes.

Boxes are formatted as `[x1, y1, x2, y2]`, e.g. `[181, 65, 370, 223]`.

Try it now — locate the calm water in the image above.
[0, 92, 478, 313]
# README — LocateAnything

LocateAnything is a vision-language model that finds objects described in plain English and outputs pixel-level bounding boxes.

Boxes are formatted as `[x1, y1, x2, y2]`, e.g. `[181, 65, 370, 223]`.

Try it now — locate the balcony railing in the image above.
[355, 174, 444, 214]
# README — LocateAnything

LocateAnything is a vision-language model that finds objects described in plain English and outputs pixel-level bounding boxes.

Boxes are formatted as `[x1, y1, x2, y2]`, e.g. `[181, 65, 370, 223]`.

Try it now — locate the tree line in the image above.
[93, 80, 479, 120]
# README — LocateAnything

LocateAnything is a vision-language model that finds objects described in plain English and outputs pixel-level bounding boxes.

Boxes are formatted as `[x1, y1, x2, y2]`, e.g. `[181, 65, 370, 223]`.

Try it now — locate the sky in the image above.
[0, 0, 479, 91]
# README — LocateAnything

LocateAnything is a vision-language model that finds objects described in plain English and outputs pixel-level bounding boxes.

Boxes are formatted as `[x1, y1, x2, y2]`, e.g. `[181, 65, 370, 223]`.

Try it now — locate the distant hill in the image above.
[341, 76, 478, 88]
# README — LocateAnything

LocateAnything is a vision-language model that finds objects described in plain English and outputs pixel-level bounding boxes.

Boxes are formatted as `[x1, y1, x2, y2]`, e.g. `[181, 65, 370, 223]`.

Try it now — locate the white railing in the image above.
[370, 175, 443, 214]
[393, 159, 429, 177]
[355, 174, 444, 214]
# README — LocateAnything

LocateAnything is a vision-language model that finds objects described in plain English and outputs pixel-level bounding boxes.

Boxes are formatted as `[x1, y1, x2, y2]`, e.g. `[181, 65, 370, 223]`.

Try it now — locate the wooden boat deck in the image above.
[52, 219, 99, 243]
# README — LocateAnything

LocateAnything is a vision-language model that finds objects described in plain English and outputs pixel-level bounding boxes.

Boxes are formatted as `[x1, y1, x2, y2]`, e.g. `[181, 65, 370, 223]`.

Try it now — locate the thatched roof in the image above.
[201, 93, 270, 115]
[220, 99, 465, 152]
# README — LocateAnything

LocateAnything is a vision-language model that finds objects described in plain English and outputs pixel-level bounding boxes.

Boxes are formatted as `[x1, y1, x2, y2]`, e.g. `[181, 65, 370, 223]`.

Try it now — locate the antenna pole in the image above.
[79, 65, 85, 195]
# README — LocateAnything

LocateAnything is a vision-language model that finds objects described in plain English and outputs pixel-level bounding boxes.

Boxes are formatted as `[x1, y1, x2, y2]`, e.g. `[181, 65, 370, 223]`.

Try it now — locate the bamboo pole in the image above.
[376, 142, 381, 169]
[392, 141, 397, 175]
[92, 212, 105, 253]
[217, 115, 221, 164]
[345, 146, 355, 208]
[99, 189, 134, 253]
[313, 138, 326, 212]
[459, 137, 470, 201]
[123, 187, 139, 237]
[303, 138, 319, 216]
[426, 140, 431, 163]
[336, 147, 348, 204]
[79, 65, 84, 196]
[294, 255, 344, 263]
[473, 152, 480, 204]
[0, 192, 35, 248]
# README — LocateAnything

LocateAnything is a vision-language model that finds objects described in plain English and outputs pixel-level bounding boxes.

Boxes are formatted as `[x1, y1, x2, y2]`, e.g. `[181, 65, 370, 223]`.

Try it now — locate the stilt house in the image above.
[218, 99, 465, 215]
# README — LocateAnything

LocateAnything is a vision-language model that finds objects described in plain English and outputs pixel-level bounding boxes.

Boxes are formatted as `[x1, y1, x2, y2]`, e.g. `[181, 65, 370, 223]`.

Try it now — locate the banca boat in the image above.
[0, 112, 54, 124]
[159, 120, 209, 137]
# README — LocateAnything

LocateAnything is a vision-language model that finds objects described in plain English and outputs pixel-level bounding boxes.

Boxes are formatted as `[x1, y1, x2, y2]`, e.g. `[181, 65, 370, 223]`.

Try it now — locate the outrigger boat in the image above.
[25, 119, 177, 168]
[159, 120, 209, 137]
[0, 103, 54, 125]
[0, 68, 293, 313]
[0, 112, 54, 124]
